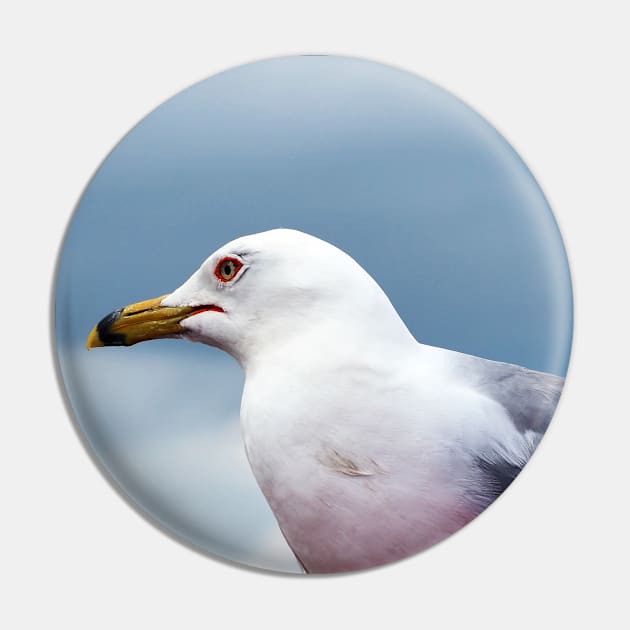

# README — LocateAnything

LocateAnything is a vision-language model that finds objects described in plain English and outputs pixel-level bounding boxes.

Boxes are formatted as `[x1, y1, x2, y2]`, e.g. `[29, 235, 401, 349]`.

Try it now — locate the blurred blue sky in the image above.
[55, 55, 572, 572]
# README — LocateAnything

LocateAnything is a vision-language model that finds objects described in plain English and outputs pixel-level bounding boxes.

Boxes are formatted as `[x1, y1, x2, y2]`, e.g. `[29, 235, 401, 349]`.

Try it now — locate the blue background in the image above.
[55, 56, 572, 572]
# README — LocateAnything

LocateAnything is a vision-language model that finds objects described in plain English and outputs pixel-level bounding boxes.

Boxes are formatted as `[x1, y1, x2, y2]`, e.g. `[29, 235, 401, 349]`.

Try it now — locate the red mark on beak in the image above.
[190, 305, 225, 315]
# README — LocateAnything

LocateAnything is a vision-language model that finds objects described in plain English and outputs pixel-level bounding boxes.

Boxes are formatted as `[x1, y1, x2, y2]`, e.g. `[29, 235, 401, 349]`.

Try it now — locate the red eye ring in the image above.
[215, 256, 243, 282]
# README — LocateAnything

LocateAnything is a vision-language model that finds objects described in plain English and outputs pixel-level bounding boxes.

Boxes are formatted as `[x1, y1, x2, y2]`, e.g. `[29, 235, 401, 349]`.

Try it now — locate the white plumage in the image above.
[93, 228, 564, 573]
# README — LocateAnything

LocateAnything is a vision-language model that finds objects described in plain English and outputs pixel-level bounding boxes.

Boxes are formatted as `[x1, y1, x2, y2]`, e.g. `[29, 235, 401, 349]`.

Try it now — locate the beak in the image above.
[86, 295, 223, 349]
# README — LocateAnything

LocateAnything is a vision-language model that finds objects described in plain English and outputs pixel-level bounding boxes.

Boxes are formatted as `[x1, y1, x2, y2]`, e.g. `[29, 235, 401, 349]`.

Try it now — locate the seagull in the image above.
[87, 228, 564, 573]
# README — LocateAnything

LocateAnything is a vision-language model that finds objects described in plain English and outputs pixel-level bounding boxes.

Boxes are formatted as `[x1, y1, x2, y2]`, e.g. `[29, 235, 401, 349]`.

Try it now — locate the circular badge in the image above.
[55, 55, 572, 574]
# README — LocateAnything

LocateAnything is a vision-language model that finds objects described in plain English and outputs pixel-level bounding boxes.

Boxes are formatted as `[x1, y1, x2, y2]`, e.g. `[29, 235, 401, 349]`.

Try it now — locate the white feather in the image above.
[162, 228, 563, 572]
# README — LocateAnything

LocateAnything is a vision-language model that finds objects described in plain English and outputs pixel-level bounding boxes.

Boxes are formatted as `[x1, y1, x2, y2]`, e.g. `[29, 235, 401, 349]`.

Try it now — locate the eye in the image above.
[215, 257, 243, 282]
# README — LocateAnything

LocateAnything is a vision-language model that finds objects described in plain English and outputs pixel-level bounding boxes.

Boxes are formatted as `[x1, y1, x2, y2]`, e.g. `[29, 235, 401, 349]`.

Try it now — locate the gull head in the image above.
[87, 228, 412, 364]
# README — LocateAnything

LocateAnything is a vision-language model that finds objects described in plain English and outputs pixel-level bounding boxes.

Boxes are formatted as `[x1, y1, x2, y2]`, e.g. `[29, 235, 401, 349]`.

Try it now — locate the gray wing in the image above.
[449, 351, 565, 511]
[456, 353, 565, 435]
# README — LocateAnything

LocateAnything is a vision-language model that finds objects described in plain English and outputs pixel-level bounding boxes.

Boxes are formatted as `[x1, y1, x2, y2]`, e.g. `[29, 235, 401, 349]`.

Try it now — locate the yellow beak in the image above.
[86, 295, 223, 349]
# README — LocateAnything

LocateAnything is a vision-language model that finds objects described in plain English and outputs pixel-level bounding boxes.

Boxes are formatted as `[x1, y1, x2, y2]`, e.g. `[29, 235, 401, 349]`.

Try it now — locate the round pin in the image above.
[55, 55, 572, 574]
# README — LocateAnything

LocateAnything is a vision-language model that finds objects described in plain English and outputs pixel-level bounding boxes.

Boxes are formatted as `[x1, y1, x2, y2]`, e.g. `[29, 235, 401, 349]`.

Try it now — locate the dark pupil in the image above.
[223, 261, 234, 277]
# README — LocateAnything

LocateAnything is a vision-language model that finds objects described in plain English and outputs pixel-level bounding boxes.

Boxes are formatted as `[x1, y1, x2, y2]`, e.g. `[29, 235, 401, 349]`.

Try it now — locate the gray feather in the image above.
[453, 352, 564, 435]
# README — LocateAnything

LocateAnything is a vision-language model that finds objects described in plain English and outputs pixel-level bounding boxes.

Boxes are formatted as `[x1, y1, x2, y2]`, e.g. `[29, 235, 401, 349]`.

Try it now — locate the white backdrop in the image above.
[1, 2, 628, 628]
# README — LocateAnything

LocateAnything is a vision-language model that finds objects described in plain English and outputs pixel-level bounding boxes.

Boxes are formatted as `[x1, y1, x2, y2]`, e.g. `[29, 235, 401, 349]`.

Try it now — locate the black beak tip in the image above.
[96, 307, 127, 346]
